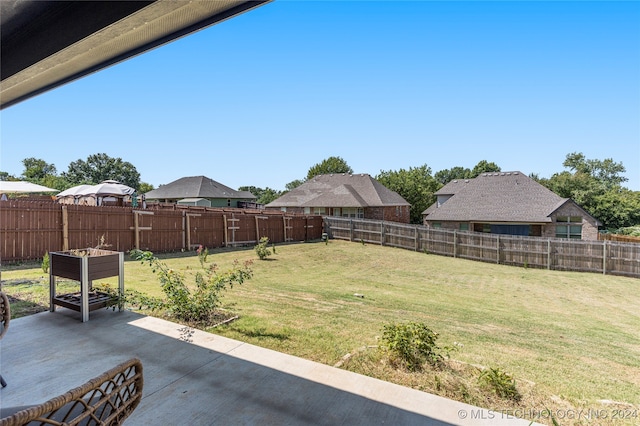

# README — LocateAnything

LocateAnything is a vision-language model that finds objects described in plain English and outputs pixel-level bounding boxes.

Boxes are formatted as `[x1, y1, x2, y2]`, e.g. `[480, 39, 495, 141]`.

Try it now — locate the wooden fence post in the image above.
[304, 216, 312, 241]
[380, 222, 385, 246]
[255, 215, 268, 242]
[453, 230, 457, 258]
[496, 235, 500, 264]
[185, 213, 201, 250]
[186, 214, 191, 250]
[134, 210, 139, 249]
[181, 211, 186, 250]
[62, 205, 69, 251]
[283, 216, 293, 242]
[547, 239, 551, 270]
[223, 215, 228, 247]
[255, 216, 260, 242]
[282, 216, 286, 242]
[426, 228, 429, 253]
[129, 210, 153, 250]
[602, 240, 607, 275]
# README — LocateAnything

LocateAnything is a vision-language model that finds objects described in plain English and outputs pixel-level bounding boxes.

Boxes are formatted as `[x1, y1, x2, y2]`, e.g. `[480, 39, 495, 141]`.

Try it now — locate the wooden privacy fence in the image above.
[0, 200, 323, 262]
[599, 233, 640, 244]
[324, 217, 640, 278]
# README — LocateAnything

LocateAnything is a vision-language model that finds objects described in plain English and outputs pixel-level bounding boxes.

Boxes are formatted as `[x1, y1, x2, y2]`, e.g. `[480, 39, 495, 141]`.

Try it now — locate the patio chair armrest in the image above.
[0, 357, 143, 426]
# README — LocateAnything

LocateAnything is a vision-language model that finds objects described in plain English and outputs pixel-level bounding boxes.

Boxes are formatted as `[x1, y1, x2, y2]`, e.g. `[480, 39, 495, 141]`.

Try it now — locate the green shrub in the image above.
[41, 252, 49, 274]
[255, 236, 272, 260]
[127, 249, 253, 326]
[618, 225, 640, 237]
[196, 245, 208, 267]
[478, 367, 521, 401]
[381, 321, 444, 371]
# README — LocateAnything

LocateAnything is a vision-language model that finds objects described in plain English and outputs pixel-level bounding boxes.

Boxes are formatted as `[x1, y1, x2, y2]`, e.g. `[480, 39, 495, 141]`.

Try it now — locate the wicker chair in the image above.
[0, 291, 10, 388]
[0, 357, 143, 426]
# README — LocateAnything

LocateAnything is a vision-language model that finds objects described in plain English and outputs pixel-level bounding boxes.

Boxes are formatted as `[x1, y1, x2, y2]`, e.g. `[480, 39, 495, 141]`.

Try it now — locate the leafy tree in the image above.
[471, 160, 501, 177]
[376, 165, 440, 224]
[590, 190, 640, 231]
[306, 156, 353, 180]
[21, 158, 57, 181]
[0, 171, 17, 181]
[42, 175, 73, 191]
[285, 179, 304, 191]
[434, 166, 471, 185]
[137, 182, 154, 194]
[563, 152, 627, 190]
[434, 160, 501, 185]
[257, 188, 282, 205]
[19, 157, 71, 190]
[238, 186, 282, 205]
[538, 152, 634, 229]
[63, 153, 140, 189]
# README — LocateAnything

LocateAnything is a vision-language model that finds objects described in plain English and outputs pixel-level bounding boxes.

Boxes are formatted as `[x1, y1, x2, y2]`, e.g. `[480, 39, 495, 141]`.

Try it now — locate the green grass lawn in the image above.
[2, 240, 639, 425]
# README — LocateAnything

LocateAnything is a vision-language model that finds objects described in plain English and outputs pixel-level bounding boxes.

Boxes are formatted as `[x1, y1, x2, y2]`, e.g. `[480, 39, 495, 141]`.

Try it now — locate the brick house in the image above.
[266, 174, 410, 223]
[422, 171, 601, 240]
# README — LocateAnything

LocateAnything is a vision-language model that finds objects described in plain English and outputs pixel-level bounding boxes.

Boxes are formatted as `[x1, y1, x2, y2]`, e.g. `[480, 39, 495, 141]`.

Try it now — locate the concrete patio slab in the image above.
[0, 309, 535, 425]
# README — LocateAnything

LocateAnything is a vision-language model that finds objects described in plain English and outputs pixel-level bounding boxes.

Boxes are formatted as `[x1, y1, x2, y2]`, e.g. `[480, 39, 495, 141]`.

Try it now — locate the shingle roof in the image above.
[423, 171, 570, 223]
[266, 174, 409, 208]
[145, 176, 255, 200]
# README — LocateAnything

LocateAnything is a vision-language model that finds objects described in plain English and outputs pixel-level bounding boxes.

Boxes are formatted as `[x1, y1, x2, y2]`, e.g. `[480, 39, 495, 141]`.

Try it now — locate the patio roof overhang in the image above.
[0, 0, 271, 110]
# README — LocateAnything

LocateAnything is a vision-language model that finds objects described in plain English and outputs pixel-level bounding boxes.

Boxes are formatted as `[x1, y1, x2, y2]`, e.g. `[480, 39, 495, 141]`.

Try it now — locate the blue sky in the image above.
[1, 1, 639, 191]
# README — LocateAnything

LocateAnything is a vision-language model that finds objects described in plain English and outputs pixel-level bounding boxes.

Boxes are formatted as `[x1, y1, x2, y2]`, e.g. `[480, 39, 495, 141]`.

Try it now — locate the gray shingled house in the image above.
[422, 171, 601, 240]
[266, 174, 411, 223]
[144, 176, 257, 208]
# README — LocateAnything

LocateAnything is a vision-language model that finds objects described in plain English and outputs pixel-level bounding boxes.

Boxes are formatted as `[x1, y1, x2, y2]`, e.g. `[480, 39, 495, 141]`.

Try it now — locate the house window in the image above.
[340, 208, 363, 218]
[304, 207, 311, 214]
[333, 208, 341, 217]
[482, 224, 491, 233]
[432, 223, 441, 229]
[313, 207, 326, 215]
[459, 223, 469, 231]
[556, 216, 582, 223]
[556, 216, 582, 239]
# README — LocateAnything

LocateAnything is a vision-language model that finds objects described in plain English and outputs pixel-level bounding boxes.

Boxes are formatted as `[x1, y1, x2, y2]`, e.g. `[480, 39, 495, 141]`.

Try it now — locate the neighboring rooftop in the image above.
[423, 171, 573, 223]
[145, 176, 255, 200]
[266, 174, 410, 208]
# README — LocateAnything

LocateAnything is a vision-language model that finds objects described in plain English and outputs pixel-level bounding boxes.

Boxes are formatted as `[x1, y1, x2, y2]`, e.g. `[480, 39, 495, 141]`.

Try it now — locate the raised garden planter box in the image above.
[49, 248, 124, 322]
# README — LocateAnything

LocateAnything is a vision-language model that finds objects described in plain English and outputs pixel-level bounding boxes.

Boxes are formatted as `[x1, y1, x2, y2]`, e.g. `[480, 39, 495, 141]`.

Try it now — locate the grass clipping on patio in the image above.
[2, 240, 639, 425]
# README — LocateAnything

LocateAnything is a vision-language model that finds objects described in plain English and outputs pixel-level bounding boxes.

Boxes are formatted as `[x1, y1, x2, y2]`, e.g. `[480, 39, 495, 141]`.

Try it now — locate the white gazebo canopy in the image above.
[0, 181, 58, 193]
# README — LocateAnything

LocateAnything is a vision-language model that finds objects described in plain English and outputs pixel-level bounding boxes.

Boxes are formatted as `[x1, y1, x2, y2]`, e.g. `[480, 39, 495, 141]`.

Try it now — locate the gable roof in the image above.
[266, 174, 409, 208]
[145, 176, 255, 200]
[423, 171, 595, 223]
